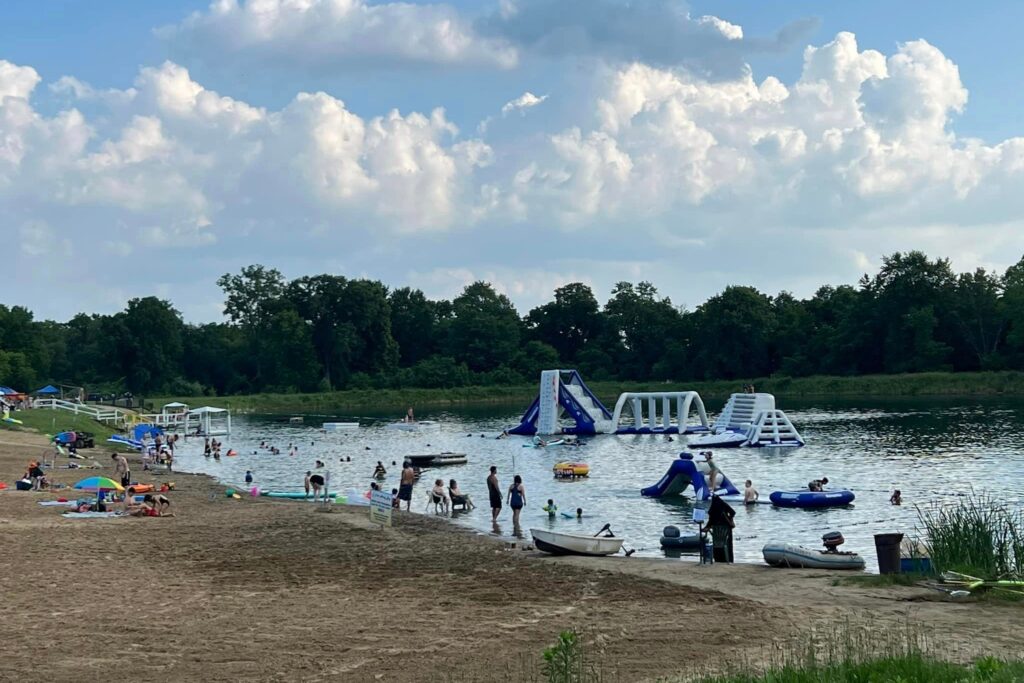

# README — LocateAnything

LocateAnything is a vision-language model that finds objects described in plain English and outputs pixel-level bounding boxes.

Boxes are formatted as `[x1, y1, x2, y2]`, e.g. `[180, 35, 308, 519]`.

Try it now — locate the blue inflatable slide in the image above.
[641, 454, 740, 500]
[509, 370, 613, 436]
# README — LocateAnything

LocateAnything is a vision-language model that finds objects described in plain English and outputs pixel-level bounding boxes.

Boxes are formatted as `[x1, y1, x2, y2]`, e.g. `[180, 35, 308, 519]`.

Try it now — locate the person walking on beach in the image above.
[507, 474, 526, 528]
[399, 462, 415, 511]
[487, 466, 501, 521]
[112, 452, 130, 488]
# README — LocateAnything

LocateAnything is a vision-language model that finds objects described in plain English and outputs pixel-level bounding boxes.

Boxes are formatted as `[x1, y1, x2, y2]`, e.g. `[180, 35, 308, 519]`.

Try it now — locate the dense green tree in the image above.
[389, 288, 442, 366]
[525, 283, 602, 363]
[603, 281, 684, 380]
[448, 282, 521, 372]
[687, 286, 776, 380]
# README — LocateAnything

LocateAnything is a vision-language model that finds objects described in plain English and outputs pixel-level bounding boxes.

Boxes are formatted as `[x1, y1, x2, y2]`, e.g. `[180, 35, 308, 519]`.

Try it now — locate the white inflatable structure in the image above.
[689, 393, 804, 448]
[610, 392, 709, 435]
[509, 370, 710, 436]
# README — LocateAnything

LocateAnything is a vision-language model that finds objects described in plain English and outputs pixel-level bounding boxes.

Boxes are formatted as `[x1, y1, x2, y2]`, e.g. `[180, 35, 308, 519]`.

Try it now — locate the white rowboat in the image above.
[531, 529, 624, 556]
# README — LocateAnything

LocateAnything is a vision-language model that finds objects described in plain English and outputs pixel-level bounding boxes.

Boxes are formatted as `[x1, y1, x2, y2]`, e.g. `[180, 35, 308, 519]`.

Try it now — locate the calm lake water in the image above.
[170, 397, 1024, 568]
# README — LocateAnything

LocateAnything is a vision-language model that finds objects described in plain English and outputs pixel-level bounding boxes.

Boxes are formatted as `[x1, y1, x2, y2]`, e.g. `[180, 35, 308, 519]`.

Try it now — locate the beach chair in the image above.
[424, 490, 448, 514]
[448, 488, 470, 511]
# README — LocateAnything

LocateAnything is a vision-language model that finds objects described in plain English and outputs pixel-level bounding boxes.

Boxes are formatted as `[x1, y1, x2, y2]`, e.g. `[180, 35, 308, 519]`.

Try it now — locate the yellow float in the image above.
[553, 462, 590, 479]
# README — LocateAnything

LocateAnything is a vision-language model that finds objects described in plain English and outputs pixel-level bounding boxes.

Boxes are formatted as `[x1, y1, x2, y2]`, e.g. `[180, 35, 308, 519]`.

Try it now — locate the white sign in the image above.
[369, 489, 392, 527]
[692, 508, 707, 524]
[537, 370, 561, 435]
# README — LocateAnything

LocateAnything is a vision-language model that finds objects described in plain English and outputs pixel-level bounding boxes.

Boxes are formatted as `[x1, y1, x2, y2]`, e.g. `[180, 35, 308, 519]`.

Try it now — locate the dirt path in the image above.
[0, 427, 1017, 682]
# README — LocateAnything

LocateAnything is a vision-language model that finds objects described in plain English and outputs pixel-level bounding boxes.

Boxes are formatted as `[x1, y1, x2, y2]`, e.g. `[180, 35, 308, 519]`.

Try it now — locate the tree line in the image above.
[2, 251, 1024, 396]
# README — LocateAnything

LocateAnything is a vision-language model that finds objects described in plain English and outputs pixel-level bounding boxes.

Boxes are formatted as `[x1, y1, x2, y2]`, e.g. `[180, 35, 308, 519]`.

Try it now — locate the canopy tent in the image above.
[0, 386, 20, 395]
[185, 406, 231, 436]
[35, 385, 60, 395]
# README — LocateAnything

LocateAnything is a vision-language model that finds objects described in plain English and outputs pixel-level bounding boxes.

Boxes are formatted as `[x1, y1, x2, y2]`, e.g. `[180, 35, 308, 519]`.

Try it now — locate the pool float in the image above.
[226, 449, 238, 457]
[260, 491, 342, 499]
[659, 526, 704, 551]
[524, 439, 565, 448]
[54, 431, 77, 445]
[769, 490, 855, 508]
[126, 484, 154, 495]
[552, 462, 589, 478]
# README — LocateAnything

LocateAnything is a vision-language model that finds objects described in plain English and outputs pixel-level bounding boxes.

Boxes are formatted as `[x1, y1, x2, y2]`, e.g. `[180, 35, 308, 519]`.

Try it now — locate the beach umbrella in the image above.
[73, 476, 124, 507]
[73, 476, 124, 492]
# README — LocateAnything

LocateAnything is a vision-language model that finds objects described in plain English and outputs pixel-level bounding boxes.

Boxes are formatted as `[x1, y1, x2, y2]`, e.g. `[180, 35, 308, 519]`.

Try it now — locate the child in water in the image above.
[543, 499, 558, 517]
[245, 470, 253, 485]
[890, 489, 902, 505]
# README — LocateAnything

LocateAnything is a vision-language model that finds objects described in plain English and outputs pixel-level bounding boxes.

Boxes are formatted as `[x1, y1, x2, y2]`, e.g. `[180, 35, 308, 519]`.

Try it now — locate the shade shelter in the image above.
[185, 406, 231, 436]
[35, 385, 61, 396]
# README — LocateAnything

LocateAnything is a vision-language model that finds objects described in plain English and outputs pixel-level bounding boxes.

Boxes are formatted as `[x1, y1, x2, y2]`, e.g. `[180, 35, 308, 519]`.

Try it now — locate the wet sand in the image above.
[0, 428, 1018, 682]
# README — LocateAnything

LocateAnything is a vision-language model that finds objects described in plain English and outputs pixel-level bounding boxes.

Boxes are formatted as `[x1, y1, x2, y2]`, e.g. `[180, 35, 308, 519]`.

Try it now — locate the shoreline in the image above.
[150, 370, 1024, 414]
[1, 428, 1020, 682]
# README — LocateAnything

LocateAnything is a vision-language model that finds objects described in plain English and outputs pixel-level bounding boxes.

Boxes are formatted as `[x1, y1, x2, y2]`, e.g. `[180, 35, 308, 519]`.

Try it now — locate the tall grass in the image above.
[917, 494, 1024, 580]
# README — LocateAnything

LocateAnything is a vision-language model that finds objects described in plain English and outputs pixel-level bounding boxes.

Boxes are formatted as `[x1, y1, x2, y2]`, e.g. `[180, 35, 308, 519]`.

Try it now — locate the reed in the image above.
[916, 494, 1024, 580]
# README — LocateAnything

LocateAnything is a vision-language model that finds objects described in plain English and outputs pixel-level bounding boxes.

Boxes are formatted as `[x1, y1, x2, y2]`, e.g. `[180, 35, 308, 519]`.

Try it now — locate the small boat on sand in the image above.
[762, 543, 865, 570]
[531, 528, 624, 556]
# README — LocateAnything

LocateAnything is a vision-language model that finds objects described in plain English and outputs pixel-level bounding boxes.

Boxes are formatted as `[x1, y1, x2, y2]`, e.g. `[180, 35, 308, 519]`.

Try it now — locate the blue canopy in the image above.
[0, 386, 18, 395]
[35, 385, 60, 395]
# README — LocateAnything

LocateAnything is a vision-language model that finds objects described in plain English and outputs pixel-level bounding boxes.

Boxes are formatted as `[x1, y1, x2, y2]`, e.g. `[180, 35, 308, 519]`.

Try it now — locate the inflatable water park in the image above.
[508, 369, 802, 447]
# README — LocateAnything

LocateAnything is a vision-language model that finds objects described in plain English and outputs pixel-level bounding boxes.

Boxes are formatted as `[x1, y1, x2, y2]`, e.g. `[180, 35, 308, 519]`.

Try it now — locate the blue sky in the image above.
[3, 0, 1024, 321]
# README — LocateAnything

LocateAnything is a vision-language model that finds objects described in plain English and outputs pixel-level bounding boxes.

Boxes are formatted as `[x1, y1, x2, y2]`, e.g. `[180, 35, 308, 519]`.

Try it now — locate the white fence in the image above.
[32, 398, 131, 426]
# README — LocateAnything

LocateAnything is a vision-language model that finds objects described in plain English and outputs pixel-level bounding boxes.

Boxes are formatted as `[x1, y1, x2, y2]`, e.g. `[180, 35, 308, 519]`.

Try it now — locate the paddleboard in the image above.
[261, 491, 342, 499]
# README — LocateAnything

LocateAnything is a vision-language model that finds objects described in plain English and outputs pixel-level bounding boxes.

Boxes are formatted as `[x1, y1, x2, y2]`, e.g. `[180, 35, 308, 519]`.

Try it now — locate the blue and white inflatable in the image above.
[769, 490, 855, 508]
[641, 453, 740, 500]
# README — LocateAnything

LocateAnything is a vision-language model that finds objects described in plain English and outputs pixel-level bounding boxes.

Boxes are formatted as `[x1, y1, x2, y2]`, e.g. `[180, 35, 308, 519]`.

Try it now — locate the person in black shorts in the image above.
[487, 465, 501, 521]
[308, 472, 326, 500]
[398, 462, 414, 511]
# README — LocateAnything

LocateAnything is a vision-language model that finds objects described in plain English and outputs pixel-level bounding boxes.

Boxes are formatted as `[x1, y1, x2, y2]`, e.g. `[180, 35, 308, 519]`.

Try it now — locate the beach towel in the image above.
[61, 511, 123, 519]
[38, 501, 77, 507]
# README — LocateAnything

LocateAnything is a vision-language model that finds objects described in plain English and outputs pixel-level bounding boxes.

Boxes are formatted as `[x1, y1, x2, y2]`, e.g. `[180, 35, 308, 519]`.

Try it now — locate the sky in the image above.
[4, 0, 1024, 322]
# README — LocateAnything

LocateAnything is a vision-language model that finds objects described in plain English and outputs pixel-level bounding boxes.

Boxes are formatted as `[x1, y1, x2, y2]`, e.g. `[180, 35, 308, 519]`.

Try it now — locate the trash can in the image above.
[874, 533, 904, 574]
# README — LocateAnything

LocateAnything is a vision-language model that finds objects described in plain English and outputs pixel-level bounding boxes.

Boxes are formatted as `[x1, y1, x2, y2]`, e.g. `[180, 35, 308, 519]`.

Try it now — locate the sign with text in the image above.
[369, 489, 392, 527]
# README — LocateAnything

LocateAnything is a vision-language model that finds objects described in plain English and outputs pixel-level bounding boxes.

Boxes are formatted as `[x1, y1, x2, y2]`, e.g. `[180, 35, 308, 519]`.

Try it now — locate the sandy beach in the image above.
[0, 429, 1019, 682]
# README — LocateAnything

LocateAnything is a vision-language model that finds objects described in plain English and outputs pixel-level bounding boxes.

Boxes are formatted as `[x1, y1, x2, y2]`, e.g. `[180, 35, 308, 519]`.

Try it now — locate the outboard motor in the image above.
[822, 531, 845, 552]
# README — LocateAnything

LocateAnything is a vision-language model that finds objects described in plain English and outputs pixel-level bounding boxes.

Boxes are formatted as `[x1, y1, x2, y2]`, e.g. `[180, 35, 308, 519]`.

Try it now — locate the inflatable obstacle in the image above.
[641, 453, 739, 500]
[769, 490, 854, 508]
[509, 369, 710, 436]
[688, 393, 804, 448]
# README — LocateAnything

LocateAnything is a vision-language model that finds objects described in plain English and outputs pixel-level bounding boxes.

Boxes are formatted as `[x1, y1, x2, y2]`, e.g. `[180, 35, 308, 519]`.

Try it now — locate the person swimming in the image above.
[890, 489, 902, 505]
[543, 499, 558, 518]
[373, 461, 387, 478]
[245, 470, 253, 485]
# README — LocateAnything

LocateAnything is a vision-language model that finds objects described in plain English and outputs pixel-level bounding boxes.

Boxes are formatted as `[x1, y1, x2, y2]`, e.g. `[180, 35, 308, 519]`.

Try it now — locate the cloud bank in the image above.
[4, 23, 1024, 320]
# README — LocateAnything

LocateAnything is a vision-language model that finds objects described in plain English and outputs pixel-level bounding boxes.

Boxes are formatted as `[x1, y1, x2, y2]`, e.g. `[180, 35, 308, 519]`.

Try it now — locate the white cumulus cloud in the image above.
[501, 91, 548, 116]
[160, 0, 518, 69]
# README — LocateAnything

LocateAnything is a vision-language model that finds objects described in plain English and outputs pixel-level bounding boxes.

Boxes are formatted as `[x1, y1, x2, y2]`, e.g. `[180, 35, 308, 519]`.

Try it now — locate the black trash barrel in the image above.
[874, 533, 904, 574]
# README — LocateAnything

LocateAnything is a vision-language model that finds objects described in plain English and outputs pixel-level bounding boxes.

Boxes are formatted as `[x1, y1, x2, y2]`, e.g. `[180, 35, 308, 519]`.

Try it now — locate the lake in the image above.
[168, 396, 1024, 568]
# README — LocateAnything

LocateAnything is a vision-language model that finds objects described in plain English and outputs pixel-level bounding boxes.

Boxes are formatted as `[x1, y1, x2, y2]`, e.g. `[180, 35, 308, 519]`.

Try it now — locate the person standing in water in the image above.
[404, 407, 415, 423]
[304, 471, 312, 498]
[743, 479, 759, 504]
[487, 466, 502, 522]
[507, 474, 526, 529]
[398, 462, 415, 511]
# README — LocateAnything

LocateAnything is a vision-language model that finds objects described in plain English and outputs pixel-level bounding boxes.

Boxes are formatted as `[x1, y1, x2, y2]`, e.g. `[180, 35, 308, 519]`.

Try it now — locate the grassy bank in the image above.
[151, 370, 1024, 414]
[0, 410, 119, 446]
[697, 654, 1024, 682]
